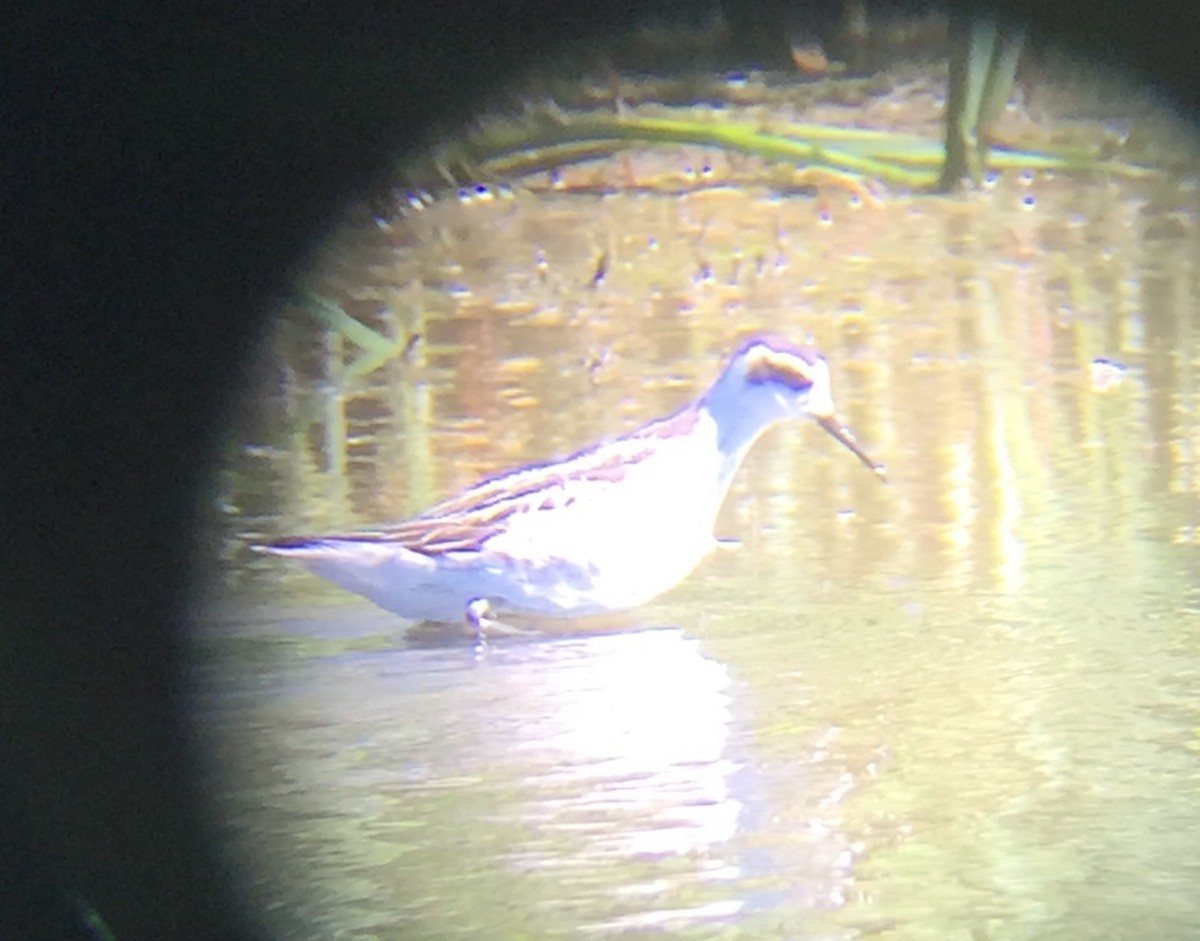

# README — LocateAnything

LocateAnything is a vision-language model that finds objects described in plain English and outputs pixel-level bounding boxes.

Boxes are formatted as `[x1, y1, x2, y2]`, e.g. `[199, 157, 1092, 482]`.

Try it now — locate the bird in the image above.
[254, 334, 885, 631]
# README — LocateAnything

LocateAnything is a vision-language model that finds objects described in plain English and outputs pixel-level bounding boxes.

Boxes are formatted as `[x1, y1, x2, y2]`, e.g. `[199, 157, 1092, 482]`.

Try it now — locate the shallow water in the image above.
[197, 64, 1200, 941]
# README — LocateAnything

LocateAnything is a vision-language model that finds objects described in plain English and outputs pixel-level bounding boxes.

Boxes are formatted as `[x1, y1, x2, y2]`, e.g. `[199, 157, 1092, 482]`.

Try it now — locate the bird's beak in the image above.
[815, 413, 887, 480]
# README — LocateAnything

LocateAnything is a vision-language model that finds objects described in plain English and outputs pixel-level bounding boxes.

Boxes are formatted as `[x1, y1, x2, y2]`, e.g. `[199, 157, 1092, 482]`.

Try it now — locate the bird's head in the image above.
[703, 335, 885, 477]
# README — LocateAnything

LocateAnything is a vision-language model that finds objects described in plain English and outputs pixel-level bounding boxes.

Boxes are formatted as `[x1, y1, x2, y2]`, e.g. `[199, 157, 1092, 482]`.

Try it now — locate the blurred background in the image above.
[5, 1, 1199, 939]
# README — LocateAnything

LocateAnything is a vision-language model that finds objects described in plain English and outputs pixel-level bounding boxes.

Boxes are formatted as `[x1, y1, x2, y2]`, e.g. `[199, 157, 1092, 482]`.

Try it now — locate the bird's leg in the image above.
[466, 598, 496, 649]
[465, 598, 535, 649]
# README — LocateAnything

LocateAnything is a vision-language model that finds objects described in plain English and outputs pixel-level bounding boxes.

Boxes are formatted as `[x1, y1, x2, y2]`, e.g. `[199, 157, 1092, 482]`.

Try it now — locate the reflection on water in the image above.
[198, 59, 1200, 941]
[197, 612, 863, 938]
[479, 629, 744, 932]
